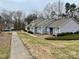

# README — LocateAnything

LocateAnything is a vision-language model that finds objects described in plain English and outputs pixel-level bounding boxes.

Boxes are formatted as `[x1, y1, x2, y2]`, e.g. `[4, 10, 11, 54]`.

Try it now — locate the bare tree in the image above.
[43, 2, 53, 19]
[0, 10, 26, 31]
[1, 10, 14, 31]
[43, 0, 64, 19]
[0, 16, 5, 33]
[13, 11, 26, 30]
[25, 13, 37, 24]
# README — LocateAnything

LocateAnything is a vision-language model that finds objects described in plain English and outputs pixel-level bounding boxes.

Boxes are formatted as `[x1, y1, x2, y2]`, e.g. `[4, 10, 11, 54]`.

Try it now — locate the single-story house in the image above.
[49, 18, 79, 35]
[25, 18, 55, 35]
[25, 17, 79, 35]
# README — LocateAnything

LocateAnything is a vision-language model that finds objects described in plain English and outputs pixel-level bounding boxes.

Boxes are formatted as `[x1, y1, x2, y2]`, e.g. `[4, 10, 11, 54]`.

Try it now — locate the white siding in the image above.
[37, 27, 42, 34]
[59, 20, 79, 33]
[25, 26, 28, 30]
[40, 27, 47, 34]
[36, 27, 50, 34]
[32, 27, 35, 33]
[47, 28, 50, 35]
[53, 28, 59, 35]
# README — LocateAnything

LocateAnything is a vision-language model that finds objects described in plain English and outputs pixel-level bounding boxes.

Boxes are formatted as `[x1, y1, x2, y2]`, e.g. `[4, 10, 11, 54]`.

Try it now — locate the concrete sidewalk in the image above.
[10, 32, 34, 59]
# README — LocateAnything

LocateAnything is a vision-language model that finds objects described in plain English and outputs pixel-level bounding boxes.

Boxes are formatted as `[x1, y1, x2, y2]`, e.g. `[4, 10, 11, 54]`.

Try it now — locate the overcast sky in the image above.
[0, 0, 79, 14]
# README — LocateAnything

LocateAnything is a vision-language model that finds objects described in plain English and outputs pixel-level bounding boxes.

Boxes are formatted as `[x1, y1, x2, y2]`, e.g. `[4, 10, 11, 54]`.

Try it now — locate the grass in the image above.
[18, 31, 79, 59]
[0, 32, 11, 59]
[18, 32, 48, 45]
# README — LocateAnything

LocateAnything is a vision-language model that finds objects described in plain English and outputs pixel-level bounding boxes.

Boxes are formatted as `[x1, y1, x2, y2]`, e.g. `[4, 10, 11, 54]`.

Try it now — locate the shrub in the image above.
[57, 32, 73, 36]
[28, 31, 33, 34]
[24, 29, 27, 32]
[45, 32, 79, 40]
[45, 37, 79, 40]
[45, 35, 79, 40]
[74, 31, 79, 34]
[45, 37, 54, 40]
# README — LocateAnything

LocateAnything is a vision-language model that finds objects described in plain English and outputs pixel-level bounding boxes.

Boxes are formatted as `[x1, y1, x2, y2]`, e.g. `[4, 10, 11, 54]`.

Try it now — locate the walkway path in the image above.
[10, 32, 34, 59]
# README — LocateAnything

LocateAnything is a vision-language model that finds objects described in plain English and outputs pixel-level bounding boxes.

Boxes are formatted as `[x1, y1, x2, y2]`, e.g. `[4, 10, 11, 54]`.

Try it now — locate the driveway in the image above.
[10, 32, 34, 59]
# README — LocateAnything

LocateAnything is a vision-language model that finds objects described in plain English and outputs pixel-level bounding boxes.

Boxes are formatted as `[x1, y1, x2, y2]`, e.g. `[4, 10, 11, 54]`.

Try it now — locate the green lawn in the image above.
[45, 34, 79, 40]
[18, 32, 79, 59]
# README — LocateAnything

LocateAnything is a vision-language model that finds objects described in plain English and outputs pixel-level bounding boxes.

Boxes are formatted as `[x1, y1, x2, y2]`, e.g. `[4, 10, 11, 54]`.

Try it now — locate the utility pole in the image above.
[58, 0, 61, 15]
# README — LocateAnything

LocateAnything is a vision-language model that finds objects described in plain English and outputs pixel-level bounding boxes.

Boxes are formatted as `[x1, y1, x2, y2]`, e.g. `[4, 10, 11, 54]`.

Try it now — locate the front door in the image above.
[49, 28, 53, 35]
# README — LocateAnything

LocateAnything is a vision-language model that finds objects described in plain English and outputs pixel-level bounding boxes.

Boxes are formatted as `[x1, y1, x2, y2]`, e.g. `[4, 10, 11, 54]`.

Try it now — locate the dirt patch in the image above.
[0, 32, 11, 48]
[28, 44, 55, 59]
[0, 32, 12, 59]
[19, 32, 79, 59]
[50, 43, 66, 48]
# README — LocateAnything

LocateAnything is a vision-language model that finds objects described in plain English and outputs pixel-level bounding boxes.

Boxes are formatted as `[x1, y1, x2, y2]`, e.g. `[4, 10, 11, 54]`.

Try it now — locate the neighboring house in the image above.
[4, 21, 14, 31]
[0, 16, 14, 31]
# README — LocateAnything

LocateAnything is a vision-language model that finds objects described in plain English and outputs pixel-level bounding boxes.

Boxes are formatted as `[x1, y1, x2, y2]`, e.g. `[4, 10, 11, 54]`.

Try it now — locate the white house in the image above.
[25, 16, 79, 35]
[34, 18, 79, 35]
[25, 18, 55, 34]
[49, 18, 79, 35]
